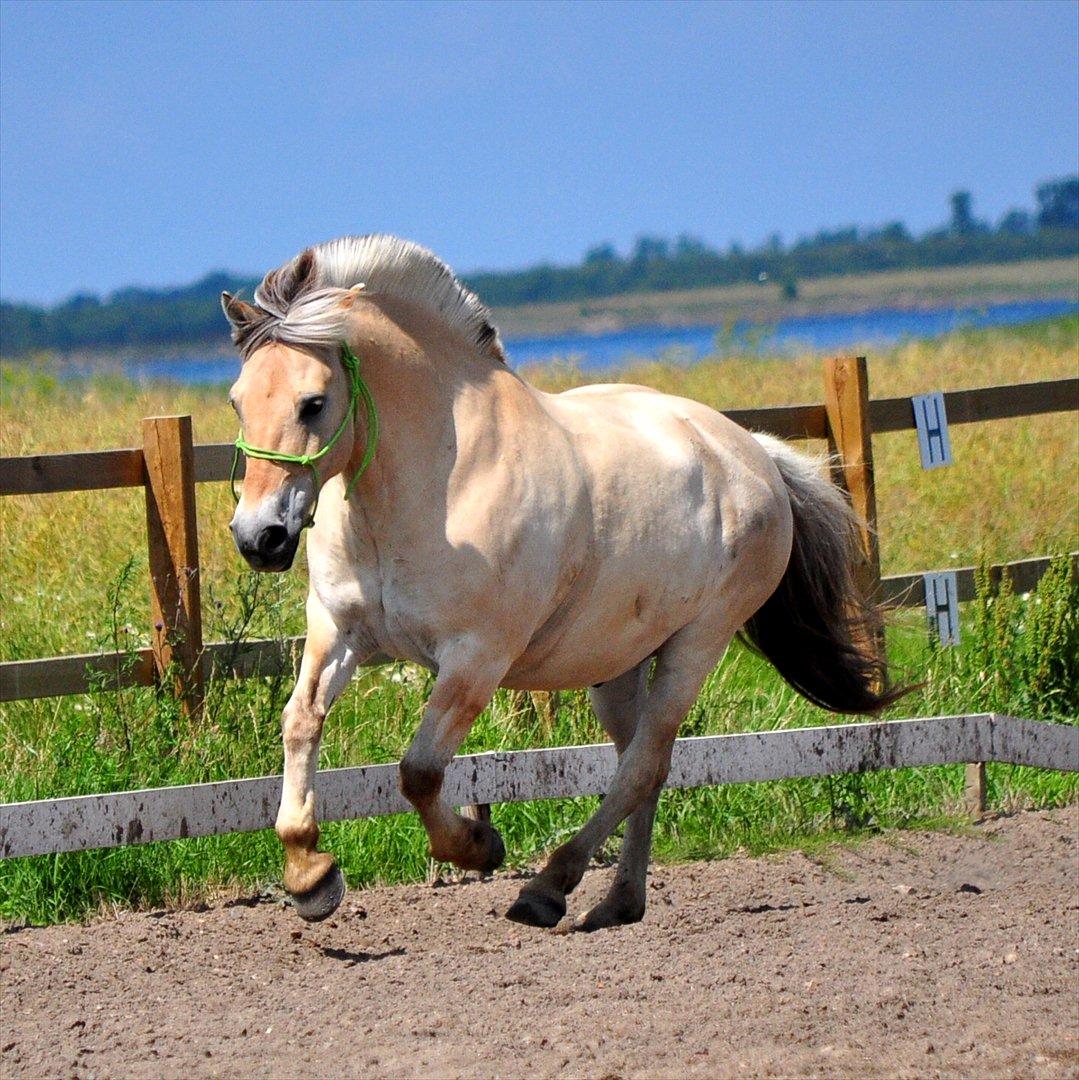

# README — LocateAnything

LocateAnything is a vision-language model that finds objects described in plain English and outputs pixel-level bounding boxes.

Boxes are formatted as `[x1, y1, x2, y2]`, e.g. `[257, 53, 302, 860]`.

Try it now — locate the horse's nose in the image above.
[255, 525, 290, 562]
[232, 520, 297, 572]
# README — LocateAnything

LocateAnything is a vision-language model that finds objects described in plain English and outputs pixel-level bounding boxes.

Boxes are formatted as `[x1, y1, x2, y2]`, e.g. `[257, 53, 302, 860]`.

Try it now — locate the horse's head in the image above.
[222, 292, 361, 571]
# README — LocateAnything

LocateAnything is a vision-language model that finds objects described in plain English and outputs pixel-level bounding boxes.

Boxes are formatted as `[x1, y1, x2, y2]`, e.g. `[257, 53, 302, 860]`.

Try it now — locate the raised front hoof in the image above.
[574, 897, 646, 933]
[291, 864, 346, 923]
[453, 819, 506, 875]
[505, 886, 566, 928]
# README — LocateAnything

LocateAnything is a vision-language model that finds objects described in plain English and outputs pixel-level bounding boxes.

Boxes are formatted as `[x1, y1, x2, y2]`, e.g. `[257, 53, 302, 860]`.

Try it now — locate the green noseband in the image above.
[230, 342, 379, 528]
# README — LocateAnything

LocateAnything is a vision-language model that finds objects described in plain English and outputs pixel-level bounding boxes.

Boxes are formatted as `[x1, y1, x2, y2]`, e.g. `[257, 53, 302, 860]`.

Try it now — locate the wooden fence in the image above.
[2, 713, 1076, 859]
[0, 361, 1076, 860]
[1, 361, 1075, 706]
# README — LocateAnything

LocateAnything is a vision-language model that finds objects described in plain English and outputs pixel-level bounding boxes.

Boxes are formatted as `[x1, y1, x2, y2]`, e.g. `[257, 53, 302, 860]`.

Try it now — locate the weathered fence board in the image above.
[0, 637, 388, 701]
[193, 442, 242, 484]
[2, 552, 1073, 703]
[0, 638, 304, 702]
[869, 377, 1078, 434]
[0, 648, 157, 701]
[878, 553, 1077, 607]
[3, 378, 1073, 500]
[2, 714, 1074, 859]
[0, 447, 145, 496]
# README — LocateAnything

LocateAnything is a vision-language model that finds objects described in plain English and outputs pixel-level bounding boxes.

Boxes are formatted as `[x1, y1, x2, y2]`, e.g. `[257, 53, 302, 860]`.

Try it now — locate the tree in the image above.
[674, 233, 710, 256]
[1035, 176, 1079, 231]
[997, 209, 1033, 236]
[869, 221, 910, 243]
[583, 243, 618, 265]
[630, 236, 670, 264]
[949, 190, 975, 235]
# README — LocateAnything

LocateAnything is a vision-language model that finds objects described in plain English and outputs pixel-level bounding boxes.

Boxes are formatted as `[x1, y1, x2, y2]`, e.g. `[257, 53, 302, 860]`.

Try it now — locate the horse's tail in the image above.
[739, 434, 909, 714]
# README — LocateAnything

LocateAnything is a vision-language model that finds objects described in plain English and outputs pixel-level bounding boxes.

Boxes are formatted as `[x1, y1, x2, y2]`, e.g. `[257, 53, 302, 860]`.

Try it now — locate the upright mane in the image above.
[230, 235, 506, 363]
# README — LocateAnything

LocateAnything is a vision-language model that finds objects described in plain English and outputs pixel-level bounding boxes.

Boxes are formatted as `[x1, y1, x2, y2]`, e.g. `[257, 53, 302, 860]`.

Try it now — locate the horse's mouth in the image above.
[242, 547, 297, 573]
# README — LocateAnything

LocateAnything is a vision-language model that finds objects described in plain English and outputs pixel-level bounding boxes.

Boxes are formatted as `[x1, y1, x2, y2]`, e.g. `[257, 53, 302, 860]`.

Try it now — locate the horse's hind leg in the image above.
[507, 627, 728, 929]
[576, 660, 662, 931]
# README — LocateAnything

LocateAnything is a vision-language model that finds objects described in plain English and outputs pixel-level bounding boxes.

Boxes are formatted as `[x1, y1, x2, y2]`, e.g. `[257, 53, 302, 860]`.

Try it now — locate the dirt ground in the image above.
[2, 806, 1077, 1080]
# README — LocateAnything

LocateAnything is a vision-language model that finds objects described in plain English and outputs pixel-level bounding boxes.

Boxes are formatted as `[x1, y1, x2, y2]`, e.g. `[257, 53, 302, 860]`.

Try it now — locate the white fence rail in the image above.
[2, 713, 1075, 860]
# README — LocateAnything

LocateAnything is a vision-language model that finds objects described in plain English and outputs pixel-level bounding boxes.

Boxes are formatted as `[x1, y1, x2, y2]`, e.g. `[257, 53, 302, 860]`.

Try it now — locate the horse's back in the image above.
[547, 382, 783, 507]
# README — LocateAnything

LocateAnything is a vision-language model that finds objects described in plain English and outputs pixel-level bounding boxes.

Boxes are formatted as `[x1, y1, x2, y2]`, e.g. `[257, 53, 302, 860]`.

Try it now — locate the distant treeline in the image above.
[2, 178, 1076, 357]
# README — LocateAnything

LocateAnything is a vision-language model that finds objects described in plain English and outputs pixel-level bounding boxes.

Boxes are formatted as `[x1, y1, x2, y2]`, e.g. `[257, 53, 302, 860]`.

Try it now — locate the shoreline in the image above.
[6, 257, 1076, 367]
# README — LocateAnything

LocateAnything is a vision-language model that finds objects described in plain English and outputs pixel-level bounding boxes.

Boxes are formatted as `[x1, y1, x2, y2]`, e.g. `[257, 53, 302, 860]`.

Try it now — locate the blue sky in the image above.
[1, 0, 1076, 304]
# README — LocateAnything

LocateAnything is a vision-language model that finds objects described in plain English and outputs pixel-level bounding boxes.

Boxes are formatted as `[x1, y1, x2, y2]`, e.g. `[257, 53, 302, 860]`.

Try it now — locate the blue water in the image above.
[124, 297, 1077, 384]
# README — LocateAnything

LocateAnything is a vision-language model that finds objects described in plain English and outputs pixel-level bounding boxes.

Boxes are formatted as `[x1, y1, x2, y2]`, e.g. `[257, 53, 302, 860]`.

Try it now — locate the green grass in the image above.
[1, 317, 1076, 925]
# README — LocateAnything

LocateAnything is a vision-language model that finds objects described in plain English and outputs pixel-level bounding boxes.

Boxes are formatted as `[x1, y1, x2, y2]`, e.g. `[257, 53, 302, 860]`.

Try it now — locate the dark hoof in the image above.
[458, 820, 506, 874]
[505, 887, 566, 928]
[574, 899, 646, 933]
[292, 864, 345, 923]
[477, 822, 506, 874]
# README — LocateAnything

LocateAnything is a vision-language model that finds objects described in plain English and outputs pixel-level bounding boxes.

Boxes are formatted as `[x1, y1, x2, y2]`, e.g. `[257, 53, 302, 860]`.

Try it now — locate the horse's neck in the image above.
[345, 300, 526, 516]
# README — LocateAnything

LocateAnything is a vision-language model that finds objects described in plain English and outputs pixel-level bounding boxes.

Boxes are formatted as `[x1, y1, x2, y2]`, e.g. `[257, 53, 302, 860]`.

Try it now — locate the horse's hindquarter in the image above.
[503, 385, 793, 689]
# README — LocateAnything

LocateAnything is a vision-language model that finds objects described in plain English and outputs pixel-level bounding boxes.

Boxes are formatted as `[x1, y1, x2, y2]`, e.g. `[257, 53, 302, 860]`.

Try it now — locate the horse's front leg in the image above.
[276, 597, 361, 922]
[399, 646, 508, 873]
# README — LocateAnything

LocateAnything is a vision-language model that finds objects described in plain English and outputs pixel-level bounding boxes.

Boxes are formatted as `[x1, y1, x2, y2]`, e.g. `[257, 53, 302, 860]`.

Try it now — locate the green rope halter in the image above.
[230, 342, 379, 528]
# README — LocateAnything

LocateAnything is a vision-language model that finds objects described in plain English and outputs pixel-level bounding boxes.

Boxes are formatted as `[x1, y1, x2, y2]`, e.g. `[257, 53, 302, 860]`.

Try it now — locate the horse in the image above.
[221, 235, 904, 931]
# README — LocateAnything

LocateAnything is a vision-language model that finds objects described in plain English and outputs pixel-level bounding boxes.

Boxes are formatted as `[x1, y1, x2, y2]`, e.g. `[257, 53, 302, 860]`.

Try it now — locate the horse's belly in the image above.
[502, 557, 717, 690]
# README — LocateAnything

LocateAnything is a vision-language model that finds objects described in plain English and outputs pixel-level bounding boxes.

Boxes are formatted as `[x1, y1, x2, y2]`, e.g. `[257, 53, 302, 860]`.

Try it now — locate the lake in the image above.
[124, 297, 1077, 384]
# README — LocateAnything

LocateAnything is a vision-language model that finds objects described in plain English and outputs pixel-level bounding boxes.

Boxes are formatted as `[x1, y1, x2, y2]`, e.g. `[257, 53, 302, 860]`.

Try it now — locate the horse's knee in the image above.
[281, 698, 324, 750]
[399, 755, 442, 806]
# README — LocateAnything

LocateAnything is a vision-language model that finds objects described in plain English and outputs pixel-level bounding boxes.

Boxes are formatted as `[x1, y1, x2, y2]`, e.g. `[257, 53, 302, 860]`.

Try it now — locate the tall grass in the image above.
[0, 317, 1076, 924]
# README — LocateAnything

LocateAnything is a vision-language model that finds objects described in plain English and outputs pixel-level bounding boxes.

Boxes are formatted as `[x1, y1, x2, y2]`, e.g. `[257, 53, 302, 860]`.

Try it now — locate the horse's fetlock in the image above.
[276, 818, 319, 850]
[608, 880, 646, 920]
[399, 758, 442, 805]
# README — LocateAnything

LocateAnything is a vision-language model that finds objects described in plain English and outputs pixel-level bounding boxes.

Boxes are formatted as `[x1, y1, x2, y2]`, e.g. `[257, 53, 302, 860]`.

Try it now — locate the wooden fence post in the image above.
[823, 356, 881, 591]
[823, 356, 887, 672]
[964, 761, 987, 818]
[142, 416, 204, 718]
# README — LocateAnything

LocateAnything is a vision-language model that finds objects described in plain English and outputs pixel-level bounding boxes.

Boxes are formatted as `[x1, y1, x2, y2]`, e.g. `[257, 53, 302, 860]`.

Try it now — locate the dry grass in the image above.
[2, 317, 1076, 663]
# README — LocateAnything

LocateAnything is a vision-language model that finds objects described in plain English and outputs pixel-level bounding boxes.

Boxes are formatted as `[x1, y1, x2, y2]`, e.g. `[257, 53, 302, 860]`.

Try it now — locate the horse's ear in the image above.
[291, 248, 317, 293]
[220, 292, 262, 332]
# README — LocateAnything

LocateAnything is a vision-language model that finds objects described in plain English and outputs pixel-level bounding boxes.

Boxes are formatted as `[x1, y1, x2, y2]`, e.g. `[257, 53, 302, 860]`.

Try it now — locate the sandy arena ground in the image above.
[2, 805, 1076, 1079]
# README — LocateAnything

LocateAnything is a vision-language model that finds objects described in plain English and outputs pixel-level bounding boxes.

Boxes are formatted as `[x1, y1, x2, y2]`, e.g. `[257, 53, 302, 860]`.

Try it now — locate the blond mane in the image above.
[232, 235, 506, 362]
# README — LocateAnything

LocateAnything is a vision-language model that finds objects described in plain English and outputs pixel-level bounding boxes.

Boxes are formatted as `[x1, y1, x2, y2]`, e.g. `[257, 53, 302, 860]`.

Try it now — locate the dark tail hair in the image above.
[739, 435, 910, 714]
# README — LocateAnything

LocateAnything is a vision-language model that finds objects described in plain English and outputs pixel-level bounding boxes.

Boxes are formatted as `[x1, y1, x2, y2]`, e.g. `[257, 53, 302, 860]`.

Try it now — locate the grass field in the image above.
[1, 316, 1076, 924]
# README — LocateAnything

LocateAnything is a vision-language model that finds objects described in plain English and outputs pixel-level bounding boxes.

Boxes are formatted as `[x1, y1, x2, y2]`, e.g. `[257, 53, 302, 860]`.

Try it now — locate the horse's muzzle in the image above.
[231, 521, 300, 572]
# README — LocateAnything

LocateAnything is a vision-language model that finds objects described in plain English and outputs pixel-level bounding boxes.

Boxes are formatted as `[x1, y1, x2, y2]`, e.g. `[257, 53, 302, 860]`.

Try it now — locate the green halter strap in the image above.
[229, 342, 379, 528]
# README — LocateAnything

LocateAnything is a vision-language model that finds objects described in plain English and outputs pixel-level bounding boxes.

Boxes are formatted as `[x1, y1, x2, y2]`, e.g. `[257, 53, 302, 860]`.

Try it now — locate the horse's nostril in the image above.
[258, 525, 290, 558]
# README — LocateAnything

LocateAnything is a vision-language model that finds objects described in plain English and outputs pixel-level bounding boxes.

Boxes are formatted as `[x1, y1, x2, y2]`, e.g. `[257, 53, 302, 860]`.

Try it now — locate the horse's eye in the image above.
[299, 396, 325, 422]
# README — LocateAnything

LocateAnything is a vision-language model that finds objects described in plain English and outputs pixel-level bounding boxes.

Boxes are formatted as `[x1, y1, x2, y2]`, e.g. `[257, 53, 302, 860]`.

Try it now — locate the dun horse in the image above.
[223, 236, 902, 930]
